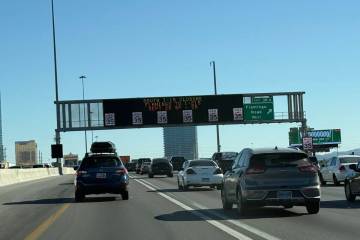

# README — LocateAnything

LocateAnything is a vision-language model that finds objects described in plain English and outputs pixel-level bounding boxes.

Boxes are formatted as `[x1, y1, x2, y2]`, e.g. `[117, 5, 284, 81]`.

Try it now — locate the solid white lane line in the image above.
[135, 179, 253, 240]
[191, 202, 282, 240]
[138, 178, 282, 240]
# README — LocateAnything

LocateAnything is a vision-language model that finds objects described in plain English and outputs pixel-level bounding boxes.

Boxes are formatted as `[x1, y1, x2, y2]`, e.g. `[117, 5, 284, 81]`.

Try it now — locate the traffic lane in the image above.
[138, 173, 360, 240]
[39, 177, 244, 240]
[0, 175, 75, 240]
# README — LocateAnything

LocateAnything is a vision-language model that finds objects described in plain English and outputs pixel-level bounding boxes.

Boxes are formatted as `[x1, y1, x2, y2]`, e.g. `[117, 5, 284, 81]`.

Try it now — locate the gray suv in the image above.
[221, 147, 320, 215]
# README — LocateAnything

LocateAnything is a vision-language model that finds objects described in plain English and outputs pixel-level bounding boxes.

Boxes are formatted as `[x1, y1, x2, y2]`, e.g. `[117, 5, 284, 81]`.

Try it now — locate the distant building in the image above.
[15, 140, 37, 166]
[163, 126, 198, 160]
[63, 153, 79, 167]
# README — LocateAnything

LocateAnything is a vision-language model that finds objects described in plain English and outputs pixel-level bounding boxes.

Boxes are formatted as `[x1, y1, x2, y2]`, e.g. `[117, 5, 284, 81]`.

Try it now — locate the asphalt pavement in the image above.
[0, 173, 359, 240]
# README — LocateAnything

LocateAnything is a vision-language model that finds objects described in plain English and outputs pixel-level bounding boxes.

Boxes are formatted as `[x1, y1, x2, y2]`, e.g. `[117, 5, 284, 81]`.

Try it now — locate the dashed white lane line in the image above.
[135, 177, 282, 240]
[135, 178, 253, 240]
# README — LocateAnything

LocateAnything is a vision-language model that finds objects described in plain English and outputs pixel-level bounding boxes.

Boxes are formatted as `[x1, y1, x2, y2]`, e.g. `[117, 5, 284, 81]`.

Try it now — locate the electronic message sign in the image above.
[102, 94, 244, 128]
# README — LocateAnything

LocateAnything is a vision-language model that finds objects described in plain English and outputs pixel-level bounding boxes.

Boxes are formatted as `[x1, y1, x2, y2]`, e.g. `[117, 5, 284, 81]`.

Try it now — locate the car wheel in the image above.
[283, 204, 293, 209]
[178, 179, 183, 190]
[75, 189, 85, 202]
[345, 181, 356, 202]
[306, 201, 320, 214]
[168, 173, 173, 178]
[121, 190, 129, 200]
[217, 184, 223, 190]
[236, 189, 248, 216]
[148, 173, 154, 178]
[319, 173, 326, 185]
[183, 183, 188, 191]
[221, 188, 233, 210]
[333, 174, 340, 186]
[140, 172, 143, 175]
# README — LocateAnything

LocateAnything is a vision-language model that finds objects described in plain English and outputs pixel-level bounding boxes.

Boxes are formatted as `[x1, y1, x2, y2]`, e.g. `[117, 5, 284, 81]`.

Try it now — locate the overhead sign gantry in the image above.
[55, 91, 306, 132]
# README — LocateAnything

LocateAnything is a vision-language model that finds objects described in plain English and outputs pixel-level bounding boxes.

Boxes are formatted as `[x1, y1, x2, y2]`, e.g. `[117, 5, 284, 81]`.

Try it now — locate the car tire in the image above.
[283, 204, 293, 209]
[177, 178, 183, 190]
[319, 173, 326, 185]
[75, 189, 85, 202]
[168, 173, 173, 178]
[183, 184, 188, 191]
[149, 173, 154, 178]
[221, 188, 233, 210]
[345, 181, 356, 202]
[333, 174, 340, 186]
[140, 172, 143, 175]
[217, 184, 223, 190]
[236, 189, 248, 216]
[306, 201, 320, 214]
[121, 190, 129, 200]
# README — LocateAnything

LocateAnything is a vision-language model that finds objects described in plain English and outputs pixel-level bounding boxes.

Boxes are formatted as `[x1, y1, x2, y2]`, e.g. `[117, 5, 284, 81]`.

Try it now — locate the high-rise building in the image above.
[163, 126, 198, 160]
[63, 153, 79, 167]
[0, 92, 4, 162]
[15, 140, 38, 166]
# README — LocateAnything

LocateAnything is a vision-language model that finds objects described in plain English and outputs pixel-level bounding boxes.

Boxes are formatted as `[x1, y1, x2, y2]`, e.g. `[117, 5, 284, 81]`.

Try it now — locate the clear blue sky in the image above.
[1, 0, 359, 163]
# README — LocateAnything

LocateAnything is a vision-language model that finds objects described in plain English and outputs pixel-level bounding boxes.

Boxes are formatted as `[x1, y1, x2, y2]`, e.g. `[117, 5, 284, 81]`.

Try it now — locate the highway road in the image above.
[0, 173, 359, 240]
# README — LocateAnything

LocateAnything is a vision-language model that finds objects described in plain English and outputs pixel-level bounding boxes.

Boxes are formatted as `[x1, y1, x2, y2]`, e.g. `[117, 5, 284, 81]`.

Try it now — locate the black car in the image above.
[125, 159, 138, 172]
[148, 158, 173, 178]
[136, 158, 151, 174]
[74, 153, 129, 202]
[211, 152, 238, 173]
[345, 161, 360, 202]
[170, 156, 186, 171]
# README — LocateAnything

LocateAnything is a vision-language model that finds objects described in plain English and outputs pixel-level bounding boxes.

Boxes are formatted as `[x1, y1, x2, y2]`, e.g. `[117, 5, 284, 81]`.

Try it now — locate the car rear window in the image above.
[172, 157, 185, 161]
[250, 153, 309, 168]
[189, 160, 216, 167]
[214, 152, 237, 161]
[81, 157, 122, 168]
[340, 157, 360, 164]
[152, 158, 169, 164]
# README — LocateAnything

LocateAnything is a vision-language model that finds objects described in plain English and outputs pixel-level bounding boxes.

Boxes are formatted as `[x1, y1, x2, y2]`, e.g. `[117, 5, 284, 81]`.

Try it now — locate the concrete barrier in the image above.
[0, 167, 75, 187]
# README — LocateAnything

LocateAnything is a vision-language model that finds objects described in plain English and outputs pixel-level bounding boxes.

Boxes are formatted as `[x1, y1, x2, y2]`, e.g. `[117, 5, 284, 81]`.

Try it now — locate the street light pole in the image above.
[79, 75, 88, 153]
[51, 0, 62, 172]
[210, 61, 221, 153]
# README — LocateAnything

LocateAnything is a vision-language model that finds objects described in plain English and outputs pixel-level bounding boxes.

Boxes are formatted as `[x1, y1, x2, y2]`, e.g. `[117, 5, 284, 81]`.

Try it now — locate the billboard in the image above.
[102, 94, 244, 128]
[289, 128, 341, 146]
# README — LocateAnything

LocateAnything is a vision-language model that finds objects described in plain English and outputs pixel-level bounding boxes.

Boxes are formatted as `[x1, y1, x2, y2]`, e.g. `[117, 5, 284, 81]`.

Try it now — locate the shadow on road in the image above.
[3, 196, 118, 205]
[155, 207, 305, 221]
[320, 200, 360, 209]
[58, 182, 74, 186]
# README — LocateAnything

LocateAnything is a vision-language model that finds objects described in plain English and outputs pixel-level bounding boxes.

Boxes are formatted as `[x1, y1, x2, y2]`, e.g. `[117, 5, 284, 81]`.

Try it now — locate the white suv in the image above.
[320, 155, 360, 185]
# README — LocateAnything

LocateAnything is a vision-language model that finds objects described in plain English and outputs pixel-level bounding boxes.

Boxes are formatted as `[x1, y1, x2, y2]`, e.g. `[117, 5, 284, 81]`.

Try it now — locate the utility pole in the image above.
[210, 61, 221, 153]
[51, 0, 62, 173]
[79, 75, 88, 153]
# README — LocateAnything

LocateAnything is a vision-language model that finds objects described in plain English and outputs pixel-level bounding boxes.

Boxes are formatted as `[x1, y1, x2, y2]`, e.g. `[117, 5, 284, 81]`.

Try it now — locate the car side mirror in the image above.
[73, 166, 79, 171]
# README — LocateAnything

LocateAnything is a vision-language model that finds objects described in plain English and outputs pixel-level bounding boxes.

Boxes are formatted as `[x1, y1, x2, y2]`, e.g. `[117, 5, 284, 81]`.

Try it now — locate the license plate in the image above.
[277, 191, 292, 200]
[96, 173, 107, 179]
[202, 178, 210, 182]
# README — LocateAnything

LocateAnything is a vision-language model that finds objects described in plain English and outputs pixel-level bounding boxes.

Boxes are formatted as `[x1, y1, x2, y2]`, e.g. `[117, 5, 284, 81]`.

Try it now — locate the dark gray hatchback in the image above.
[221, 147, 320, 215]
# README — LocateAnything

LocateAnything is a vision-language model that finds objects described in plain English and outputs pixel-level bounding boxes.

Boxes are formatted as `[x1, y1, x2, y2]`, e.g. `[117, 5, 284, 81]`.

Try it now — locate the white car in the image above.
[177, 160, 223, 190]
[320, 155, 360, 185]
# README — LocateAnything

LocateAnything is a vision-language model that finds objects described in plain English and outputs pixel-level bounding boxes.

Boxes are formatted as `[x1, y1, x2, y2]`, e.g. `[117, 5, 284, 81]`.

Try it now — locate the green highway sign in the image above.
[289, 128, 342, 146]
[244, 96, 274, 121]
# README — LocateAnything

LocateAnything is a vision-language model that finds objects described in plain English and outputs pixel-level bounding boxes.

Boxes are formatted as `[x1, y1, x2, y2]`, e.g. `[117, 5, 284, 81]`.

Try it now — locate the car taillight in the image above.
[213, 168, 222, 174]
[246, 167, 265, 175]
[186, 169, 196, 174]
[339, 165, 345, 171]
[116, 168, 128, 174]
[298, 164, 317, 173]
[77, 170, 87, 176]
